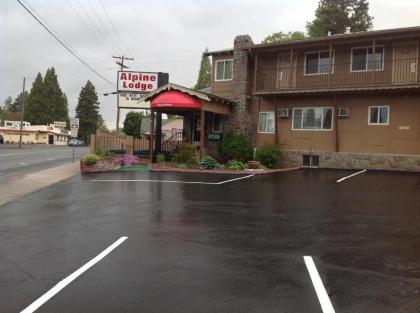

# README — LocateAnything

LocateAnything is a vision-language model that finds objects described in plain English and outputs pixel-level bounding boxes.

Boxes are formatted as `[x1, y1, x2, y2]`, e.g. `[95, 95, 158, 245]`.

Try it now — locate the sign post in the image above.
[70, 118, 79, 163]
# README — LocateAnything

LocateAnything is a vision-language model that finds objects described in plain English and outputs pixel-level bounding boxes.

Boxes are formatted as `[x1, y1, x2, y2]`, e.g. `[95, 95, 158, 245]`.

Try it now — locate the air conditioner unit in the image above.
[337, 108, 350, 117]
[277, 108, 289, 118]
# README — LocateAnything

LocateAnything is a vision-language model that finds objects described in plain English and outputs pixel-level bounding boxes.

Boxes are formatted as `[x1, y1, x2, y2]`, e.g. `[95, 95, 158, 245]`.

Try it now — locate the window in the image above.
[215, 59, 233, 81]
[259, 112, 275, 133]
[212, 113, 224, 133]
[368, 106, 389, 125]
[303, 155, 320, 167]
[305, 51, 334, 75]
[292, 107, 333, 130]
[351, 46, 384, 72]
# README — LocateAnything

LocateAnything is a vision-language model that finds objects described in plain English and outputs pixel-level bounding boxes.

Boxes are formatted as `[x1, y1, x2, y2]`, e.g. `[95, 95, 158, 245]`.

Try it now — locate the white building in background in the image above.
[0, 121, 71, 145]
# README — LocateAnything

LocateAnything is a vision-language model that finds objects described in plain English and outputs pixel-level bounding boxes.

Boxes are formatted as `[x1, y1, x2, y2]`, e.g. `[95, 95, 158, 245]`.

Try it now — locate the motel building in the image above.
[0, 121, 71, 145]
[144, 26, 420, 171]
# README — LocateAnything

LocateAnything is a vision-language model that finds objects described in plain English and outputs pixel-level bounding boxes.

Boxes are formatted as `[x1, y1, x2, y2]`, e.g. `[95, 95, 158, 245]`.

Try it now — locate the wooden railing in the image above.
[256, 58, 419, 92]
[161, 130, 183, 152]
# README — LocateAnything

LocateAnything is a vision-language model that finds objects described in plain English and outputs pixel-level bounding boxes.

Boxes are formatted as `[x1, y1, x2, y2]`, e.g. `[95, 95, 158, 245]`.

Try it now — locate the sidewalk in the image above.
[0, 162, 80, 207]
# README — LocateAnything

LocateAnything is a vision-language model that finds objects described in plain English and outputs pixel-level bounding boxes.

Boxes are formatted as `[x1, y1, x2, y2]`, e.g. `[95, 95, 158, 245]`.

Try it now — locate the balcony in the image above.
[255, 58, 420, 94]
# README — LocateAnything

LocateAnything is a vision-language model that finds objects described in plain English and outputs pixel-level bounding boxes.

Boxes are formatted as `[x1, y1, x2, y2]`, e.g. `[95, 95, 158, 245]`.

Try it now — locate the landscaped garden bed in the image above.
[80, 148, 145, 173]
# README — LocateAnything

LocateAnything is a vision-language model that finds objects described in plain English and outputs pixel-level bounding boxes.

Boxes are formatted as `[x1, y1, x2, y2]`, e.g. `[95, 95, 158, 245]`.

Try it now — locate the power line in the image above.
[16, 0, 115, 86]
[75, 0, 119, 56]
[97, 0, 133, 57]
[65, 0, 114, 57]
[85, 0, 121, 54]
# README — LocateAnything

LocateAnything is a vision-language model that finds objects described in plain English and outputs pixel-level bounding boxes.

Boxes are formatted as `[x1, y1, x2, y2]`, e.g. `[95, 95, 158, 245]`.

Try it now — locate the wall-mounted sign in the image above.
[117, 71, 158, 93]
[208, 133, 222, 140]
[118, 93, 150, 109]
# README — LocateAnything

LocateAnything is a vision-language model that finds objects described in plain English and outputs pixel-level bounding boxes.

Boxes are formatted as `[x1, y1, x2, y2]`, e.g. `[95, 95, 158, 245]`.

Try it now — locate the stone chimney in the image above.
[224, 35, 255, 144]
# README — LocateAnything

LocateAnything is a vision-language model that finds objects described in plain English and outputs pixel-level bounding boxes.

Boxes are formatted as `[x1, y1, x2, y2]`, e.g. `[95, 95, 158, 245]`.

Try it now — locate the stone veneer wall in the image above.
[223, 35, 255, 144]
[283, 150, 420, 172]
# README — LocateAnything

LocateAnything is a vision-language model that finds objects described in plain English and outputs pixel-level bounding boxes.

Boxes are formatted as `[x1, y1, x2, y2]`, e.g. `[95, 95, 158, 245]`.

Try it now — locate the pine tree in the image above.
[262, 31, 306, 44]
[25, 72, 45, 124]
[194, 48, 211, 91]
[11, 92, 29, 113]
[75, 80, 102, 142]
[3, 97, 13, 110]
[44, 67, 69, 126]
[307, 0, 373, 37]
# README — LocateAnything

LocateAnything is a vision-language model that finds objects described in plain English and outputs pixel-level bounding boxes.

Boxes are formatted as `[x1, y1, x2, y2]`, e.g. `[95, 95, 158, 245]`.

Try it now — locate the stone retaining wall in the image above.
[283, 150, 420, 172]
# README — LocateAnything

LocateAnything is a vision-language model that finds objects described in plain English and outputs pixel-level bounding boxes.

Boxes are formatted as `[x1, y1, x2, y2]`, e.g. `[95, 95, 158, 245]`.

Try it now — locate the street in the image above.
[0, 144, 87, 181]
[2, 169, 420, 313]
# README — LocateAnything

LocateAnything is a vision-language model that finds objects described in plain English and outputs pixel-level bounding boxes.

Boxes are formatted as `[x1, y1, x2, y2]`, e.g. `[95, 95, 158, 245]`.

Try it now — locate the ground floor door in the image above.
[393, 42, 418, 84]
[192, 113, 201, 145]
[48, 135, 54, 144]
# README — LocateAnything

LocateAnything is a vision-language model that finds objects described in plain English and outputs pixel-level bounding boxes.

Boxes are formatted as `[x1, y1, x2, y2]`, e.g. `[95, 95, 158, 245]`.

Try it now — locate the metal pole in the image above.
[18, 77, 26, 149]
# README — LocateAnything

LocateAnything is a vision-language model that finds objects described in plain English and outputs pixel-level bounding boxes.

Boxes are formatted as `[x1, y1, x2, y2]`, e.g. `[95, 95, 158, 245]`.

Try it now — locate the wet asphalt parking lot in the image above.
[1, 169, 420, 313]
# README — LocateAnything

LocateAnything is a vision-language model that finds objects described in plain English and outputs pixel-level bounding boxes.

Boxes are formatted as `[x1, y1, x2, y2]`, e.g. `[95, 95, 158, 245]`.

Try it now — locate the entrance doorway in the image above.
[48, 135, 54, 145]
[192, 113, 201, 145]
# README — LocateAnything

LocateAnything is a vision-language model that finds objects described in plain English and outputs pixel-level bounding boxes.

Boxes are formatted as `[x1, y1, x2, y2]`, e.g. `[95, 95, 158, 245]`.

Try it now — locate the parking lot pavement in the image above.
[1, 169, 420, 312]
[0, 144, 87, 181]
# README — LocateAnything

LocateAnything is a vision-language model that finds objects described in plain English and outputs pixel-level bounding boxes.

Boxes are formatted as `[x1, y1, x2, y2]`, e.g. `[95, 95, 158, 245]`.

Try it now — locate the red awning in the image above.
[151, 90, 202, 110]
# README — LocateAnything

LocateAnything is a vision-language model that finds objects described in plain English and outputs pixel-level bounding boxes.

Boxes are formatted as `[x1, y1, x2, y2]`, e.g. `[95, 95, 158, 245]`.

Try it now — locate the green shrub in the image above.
[199, 155, 220, 169]
[173, 143, 198, 166]
[218, 133, 253, 162]
[82, 153, 101, 165]
[95, 148, 113, 158]
[227, 160, 247, 170]
[255, 143, 282, 168]
[156, 153, 166, 163]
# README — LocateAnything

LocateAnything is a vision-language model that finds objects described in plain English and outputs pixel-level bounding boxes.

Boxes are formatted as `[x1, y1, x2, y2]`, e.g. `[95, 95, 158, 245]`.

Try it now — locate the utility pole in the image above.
[113, 55, 134, 133]
[18, 77, 26, 149]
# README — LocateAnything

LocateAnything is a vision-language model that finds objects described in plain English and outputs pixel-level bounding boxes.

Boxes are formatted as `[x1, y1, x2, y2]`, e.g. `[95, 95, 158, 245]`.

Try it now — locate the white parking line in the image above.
[19, 236, 128, 313]
[336, 169, 367, 183]
[304, 256, 335, 313]
[91, 174, 255, 185]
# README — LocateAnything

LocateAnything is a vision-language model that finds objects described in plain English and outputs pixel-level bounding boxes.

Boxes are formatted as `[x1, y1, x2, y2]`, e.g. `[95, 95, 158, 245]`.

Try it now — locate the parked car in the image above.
[68, 139, 84, 147]
[0, 134, 4, 144]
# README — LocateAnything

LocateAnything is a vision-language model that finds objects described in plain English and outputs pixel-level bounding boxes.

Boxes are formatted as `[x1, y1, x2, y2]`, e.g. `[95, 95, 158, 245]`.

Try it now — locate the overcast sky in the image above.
[1, 0, 420, 128]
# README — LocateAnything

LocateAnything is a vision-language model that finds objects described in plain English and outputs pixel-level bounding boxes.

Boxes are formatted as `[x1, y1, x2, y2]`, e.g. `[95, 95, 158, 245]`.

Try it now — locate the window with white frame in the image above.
[212, 113, 223, 133]
[368, 106, 389, 125]
[305, 51, 334, 75]
[259, 112, 275, 133]
[215, 59, 233, 81]
[351, 46, 384, 72]
[292, 107, 333, 130]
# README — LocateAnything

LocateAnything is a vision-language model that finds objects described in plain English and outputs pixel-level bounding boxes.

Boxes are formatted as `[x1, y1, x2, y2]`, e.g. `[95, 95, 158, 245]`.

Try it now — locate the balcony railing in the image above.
[256, 58, 419, 92]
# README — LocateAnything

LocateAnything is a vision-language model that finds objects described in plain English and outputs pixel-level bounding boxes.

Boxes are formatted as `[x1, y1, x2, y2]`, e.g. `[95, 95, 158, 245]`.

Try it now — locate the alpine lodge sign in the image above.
[117, 71, 159, 93]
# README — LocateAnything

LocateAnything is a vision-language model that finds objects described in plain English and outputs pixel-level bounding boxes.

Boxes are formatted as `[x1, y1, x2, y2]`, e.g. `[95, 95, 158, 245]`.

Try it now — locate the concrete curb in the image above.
[0, 162, 80, 207]
[149, 166, 301, 175]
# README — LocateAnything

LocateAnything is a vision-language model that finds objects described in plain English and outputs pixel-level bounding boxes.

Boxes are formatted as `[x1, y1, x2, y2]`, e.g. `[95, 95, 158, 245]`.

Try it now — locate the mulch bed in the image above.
[149, 163, 300, 175]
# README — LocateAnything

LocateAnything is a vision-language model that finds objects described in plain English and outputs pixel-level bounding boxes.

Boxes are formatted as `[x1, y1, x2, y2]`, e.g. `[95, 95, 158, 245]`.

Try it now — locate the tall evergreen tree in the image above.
[44, 67, 70, 126]
[194, 48, 211, 91]
[3, 97, 13, 110]
[307, 0, 373, 37]
[75, 80, 102, 142]
[262, 31, 306, 44]
[11, 92, 29, 113]
[25, 72, 45, 124]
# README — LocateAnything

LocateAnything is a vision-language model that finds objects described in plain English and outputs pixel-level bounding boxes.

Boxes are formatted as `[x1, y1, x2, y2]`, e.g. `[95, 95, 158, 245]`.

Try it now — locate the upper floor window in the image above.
[351, 46, 384, 72]
[258, 112, 275, 133]
[305, 51, 334, 75]
[368, 106, 389, 125]
[292, 107, 333, 130]
[215, 59, 233, 81]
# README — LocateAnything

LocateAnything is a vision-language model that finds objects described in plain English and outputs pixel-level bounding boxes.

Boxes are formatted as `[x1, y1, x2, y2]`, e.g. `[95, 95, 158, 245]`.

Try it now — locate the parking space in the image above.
[1, 169, 420, 313]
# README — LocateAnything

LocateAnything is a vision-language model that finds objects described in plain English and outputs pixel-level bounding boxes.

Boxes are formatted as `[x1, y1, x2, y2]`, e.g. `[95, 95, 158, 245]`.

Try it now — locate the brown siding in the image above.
[251, 93, 420, 156]
[211, 55, 233, 98]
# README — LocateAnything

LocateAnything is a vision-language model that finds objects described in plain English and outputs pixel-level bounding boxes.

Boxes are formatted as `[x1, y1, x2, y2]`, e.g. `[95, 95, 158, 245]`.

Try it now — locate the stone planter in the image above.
[80, 158, 122, 173]
[149, 162, 176, 169]
[247, 160, 260, 169]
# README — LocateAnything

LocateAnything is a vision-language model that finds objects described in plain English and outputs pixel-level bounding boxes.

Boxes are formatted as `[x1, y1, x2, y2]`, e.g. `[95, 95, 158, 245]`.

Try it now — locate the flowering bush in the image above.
[115, 154, 140, 167]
